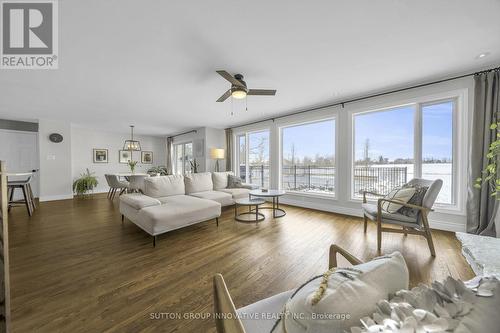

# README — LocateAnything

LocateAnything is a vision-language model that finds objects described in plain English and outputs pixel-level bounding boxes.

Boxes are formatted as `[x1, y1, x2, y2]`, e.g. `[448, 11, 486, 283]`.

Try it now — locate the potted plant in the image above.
[190, 159, 199, 173]
[475, 121, 500, 195]
[73, 169, 98, 197]
[147, 166, 168, 176]
[128, 160, 138, 173]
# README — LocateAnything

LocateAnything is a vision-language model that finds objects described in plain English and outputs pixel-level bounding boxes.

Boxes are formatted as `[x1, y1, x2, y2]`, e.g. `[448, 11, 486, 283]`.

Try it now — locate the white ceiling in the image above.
[1, 0, 499, 136]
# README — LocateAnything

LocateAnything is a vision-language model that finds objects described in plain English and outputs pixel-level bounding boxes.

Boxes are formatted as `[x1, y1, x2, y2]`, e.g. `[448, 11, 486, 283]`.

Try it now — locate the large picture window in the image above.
[353, 106, 415, 196]
[280, 119, 336, 196]
[352, 99, 455, 206]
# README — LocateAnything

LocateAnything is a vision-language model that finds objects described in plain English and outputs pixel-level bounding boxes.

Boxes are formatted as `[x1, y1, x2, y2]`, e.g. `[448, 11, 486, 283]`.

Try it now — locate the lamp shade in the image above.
[210, 148, 225, 159]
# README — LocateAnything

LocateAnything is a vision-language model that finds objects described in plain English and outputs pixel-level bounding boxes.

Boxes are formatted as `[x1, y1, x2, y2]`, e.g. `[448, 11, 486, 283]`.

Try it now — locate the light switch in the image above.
[46, 155, 56, 160]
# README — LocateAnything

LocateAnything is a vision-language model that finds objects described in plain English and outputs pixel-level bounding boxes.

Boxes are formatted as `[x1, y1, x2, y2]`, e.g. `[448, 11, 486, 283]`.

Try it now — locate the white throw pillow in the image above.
[184, 172, 213, 194]
[143, 175, 185, 198]
[381, 187, 416, 213]
[212, 171, 233, 190]
[272, 252, 409, 333]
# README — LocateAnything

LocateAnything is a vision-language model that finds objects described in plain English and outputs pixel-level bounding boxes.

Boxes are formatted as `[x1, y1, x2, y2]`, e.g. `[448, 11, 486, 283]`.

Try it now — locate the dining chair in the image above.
[8, 176, 36, 216]
[127, 175, 150, 193]
[361, 178, 443, 257]
[105, 174, 129, 200]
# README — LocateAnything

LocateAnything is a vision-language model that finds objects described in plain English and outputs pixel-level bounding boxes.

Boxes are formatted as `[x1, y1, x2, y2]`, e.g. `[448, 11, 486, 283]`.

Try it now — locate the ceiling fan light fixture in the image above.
[231, 88, 247, 99]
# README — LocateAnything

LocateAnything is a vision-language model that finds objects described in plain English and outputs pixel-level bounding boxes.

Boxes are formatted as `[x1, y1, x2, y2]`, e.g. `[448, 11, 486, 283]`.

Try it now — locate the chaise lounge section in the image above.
[119, 172, 256, 246]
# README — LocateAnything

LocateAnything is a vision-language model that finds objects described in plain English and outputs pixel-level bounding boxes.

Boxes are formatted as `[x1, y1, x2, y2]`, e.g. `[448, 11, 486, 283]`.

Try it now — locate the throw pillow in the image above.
[350, 276, 500, 333]
[227, 175, 243, 188]
[380, 187, 416, 213]
[271, 252, 409, 333]
[398, 184, 429, 218]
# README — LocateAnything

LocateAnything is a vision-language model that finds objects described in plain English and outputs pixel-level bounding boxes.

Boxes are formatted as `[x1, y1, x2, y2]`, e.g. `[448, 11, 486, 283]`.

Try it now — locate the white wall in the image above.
[205, 127, 226, 172]
[71, 126, 166, 193]
[38, 119, 73, 201]
[232, 77, 474, 232]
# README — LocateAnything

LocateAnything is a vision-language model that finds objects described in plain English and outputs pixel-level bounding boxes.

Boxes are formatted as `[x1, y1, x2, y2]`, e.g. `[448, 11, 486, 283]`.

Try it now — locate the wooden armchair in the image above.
[361, 178, 443, 257]
[213, 245, 363, 333]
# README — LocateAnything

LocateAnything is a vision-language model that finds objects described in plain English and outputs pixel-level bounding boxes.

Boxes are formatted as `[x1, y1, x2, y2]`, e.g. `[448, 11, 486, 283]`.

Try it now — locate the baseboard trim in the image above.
[279, 197, 465, 232]
[39, 194, 74, 202]
[279, 197, 362, 218]
[428, 219, 465, 232]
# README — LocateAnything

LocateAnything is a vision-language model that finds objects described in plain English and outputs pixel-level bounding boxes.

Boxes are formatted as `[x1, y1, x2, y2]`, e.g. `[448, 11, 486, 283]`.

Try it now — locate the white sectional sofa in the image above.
[119, 172, 255, 246]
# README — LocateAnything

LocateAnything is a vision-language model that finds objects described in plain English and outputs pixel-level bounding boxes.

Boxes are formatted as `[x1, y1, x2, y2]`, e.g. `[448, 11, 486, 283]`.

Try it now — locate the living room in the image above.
[0, 1, 499, 332]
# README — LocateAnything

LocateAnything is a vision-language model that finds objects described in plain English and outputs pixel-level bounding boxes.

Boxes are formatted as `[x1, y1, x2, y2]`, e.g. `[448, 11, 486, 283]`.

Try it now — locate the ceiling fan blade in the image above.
[216, 89, 232, 102]
[247, 89, 277, 96]
[216, 70, 245, 87]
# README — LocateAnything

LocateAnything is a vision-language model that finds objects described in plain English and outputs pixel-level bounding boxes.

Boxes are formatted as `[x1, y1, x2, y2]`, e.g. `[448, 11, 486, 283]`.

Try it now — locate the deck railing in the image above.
[239, 164, 408, 195]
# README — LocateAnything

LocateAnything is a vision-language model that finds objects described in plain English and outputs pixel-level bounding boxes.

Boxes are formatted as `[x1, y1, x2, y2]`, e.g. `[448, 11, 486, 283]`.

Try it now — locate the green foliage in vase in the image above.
[475, 121, 500, 199]
[73, 168, 98, 196]
[147, 166, 169, 176]
[128, 160, 138, 172]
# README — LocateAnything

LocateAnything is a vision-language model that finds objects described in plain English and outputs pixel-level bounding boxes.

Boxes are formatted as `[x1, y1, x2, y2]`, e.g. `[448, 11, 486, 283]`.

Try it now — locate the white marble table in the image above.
[112, 173, 149, 177]
[249, 189, 286, 218]
[456, 232, 500, 279]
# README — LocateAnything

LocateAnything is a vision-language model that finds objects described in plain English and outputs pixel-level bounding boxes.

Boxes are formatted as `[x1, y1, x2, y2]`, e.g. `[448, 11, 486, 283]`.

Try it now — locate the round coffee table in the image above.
[234, 198, 266, 223]
[249, 189, 286, 218]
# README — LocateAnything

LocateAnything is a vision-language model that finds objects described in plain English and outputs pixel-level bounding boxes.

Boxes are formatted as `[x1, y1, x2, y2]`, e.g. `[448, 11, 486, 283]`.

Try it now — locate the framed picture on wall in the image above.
[93, 149, 108, 163]
[141, 151, 153, 164]
[119, 150, 132, 164]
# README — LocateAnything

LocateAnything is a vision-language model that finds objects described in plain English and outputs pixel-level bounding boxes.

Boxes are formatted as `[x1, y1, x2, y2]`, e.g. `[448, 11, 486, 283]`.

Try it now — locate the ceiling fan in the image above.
[216, 70, 276, 102]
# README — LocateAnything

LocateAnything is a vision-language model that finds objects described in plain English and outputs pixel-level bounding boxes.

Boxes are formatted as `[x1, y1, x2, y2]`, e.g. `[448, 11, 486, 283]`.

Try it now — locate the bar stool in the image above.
[8, 176, 35, 216]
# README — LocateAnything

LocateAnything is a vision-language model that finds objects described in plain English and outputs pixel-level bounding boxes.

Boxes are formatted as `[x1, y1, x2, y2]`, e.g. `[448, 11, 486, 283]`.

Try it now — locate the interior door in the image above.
[0, 130, 39, 199]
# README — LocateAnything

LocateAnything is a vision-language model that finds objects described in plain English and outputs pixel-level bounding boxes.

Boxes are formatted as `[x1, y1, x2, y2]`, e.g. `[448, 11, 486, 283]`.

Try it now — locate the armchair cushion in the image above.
[362, 203, 418, 225]
[381, 187, 416, 213]
[236, 290, 294, 333]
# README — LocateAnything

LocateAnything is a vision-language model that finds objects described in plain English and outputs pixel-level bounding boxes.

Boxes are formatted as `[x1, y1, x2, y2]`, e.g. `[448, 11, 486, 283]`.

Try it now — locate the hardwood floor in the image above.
[8, 194, 473, 332]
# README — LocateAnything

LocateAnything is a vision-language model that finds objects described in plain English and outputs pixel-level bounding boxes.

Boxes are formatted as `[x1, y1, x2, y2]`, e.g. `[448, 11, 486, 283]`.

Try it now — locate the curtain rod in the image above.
[227, 65, 500, 130]
[167, 129, 197, 139]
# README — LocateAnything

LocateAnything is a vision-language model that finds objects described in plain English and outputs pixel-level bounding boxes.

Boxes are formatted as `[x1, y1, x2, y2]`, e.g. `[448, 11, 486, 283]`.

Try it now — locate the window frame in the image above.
[347, 89, 467, 214]
[278, 117, 337, 198]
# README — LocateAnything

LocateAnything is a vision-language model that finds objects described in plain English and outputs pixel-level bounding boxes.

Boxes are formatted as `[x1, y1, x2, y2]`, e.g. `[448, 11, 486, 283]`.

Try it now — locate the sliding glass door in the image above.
[174, 142, 193, 175]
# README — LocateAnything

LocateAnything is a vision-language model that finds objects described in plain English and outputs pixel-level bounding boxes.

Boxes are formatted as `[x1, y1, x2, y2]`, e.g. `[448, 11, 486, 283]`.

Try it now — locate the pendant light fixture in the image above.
[123, 125, 141, 151]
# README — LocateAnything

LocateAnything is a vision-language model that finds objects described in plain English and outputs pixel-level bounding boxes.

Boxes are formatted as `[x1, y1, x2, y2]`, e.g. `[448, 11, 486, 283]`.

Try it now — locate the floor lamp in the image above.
[210, 148, 225, 172]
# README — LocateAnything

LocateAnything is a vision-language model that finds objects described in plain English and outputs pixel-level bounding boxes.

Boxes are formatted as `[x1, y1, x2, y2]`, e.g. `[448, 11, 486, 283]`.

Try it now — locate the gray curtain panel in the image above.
[225, 128, 233, 171]
[166, 137, 174, 175]
[467, 70, 500, 236]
